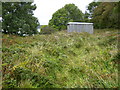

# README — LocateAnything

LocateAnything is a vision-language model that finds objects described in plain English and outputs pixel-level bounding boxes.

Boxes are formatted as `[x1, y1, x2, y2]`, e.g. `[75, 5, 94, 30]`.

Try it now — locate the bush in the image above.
[40, 25, 58, 34]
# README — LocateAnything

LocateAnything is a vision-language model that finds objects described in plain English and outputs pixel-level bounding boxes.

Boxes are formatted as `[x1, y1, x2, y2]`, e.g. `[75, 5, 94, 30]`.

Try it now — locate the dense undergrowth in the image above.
[2, 29, 119, 88]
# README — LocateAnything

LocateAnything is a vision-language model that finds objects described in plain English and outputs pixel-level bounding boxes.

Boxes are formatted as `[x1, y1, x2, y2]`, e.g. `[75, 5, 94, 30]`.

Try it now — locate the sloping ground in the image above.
[2, 29, 119, 88]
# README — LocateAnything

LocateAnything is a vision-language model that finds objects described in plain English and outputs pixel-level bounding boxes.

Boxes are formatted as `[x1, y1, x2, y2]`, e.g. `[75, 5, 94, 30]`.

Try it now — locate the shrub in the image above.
[40, 25, 58, 34]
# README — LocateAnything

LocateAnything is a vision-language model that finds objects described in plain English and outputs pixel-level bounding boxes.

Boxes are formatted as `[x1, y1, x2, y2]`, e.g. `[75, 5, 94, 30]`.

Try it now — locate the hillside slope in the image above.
[2, 29, 119, 88]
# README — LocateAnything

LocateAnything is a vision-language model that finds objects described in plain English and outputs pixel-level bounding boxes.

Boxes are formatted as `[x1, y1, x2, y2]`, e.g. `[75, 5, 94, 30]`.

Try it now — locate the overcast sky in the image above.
[33, 0, 94, 25]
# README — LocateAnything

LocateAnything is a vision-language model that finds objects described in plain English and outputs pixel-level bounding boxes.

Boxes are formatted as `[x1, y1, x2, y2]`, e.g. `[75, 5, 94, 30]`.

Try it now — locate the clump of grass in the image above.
[2, 29, 118, 88]
[18, 80, 34, 88]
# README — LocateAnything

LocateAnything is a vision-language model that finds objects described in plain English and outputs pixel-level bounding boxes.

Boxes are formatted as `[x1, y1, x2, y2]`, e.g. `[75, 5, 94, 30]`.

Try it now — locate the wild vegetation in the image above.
[40, 25, 58, 34]
[2, 29, 119, 88]
[1, 1, 119, 89]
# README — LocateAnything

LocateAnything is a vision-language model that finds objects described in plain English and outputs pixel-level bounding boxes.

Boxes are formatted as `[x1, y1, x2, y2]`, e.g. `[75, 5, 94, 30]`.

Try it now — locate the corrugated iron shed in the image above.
[67, 22, 93, 34]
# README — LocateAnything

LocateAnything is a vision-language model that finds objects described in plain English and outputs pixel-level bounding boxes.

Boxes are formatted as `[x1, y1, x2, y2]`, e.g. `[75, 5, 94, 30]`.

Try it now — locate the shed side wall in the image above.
[67, 24, 93, 34]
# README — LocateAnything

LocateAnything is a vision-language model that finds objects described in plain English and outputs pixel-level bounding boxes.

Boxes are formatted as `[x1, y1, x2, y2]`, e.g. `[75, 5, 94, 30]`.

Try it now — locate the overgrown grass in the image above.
[2, 29, 119, 88]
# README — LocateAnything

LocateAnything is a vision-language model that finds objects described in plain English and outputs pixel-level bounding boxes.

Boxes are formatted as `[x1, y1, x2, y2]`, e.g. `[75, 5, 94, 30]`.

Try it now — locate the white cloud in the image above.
[33, 0, 94, 25]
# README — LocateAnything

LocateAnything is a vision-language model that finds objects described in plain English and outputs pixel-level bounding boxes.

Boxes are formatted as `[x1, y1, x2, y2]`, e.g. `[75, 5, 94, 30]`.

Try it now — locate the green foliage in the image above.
[83, 11, 90, 22]
[86, 2, 101, 19]
[91, 2, 119, 29]
[64, 4, 83, 21]
[40, 25, 58, 34]
[0, 2, 1, 16]
[0, 2, 1, 31]
[2, 2, 40, 36]
[3, 78, 17, 88]
[2, 29, 118, 88]
[85, 2, 119, 29]
[49, 3, 83, 30]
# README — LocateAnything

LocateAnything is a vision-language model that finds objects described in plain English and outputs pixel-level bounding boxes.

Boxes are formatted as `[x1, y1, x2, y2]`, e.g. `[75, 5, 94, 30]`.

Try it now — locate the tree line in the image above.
[2, 2, 120, 36]
[49, 2, 120, 30]
[87, 2, 119, 29]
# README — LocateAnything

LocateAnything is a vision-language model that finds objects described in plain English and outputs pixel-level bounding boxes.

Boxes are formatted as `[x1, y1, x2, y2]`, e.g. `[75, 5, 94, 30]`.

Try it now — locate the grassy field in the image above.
[2, 29, 119, 88]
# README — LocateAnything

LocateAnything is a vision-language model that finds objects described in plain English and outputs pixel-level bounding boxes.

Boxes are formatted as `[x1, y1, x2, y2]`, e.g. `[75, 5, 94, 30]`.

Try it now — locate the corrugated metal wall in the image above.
[67, 24, 93, 34]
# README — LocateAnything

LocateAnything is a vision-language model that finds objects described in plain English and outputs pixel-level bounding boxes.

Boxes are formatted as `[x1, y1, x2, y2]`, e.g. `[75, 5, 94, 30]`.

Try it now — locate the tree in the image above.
[49, 4, 83, 30]
[0, 2, 2, 31]
[2, 2, 40, 36]
[64, 4, 83, 22]
[0, 2, 1, 17]
[91, 2, 119, 29]
[83, 11, 90, 22]
[86, 2, 100, 19]
[49, 7, 69, 30]
[109, 2, 120, 29]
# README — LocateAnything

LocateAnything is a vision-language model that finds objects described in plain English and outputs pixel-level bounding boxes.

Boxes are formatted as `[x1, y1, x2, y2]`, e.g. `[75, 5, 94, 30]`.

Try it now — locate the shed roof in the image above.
[67, 22, 93, 25]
